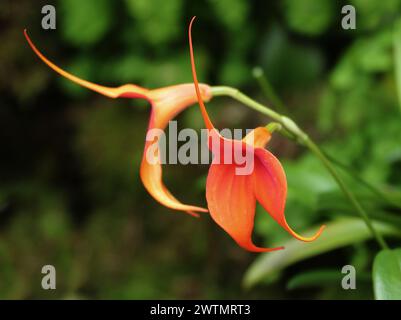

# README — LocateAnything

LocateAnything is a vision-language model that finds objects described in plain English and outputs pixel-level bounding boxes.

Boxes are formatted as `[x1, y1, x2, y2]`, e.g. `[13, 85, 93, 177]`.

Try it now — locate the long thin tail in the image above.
[188, 17, 214, 130]
[23, 29, 148, 99]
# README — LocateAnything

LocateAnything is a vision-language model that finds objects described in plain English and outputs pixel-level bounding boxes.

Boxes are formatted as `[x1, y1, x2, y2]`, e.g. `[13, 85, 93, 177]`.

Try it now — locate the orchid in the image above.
[188, 17, 325, 252]
[11, 1, 400, 301]
[24, 30, 211, 217]
[24, 20, 387, 255]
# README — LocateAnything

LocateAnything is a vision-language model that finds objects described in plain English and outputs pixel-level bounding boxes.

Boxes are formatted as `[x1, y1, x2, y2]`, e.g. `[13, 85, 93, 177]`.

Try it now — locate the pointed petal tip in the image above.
[186, 211, 200, 218]
[287, 223, 326, 242]
[24, 30, 147, 99]
[153, 198, 208, 217]
[186, 207, 209, 218]
[140, 157, 209, 215]
[188, 15, 214, 130]
[243, 244, 285, 253]
[186, 206, 209, 215]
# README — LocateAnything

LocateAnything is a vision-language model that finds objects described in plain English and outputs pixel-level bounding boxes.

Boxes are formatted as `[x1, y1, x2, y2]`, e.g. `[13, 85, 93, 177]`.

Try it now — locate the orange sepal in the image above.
[242, 127, 271, 148]
[24, 29, 149, 99]
[205, 132, 325, 251]
[25, 29, 211, 216]
[206, 162, 284, 252]
[140, 139, 207, 216]
[189, 17, 325, 249]
[253, 148, 326, 242]
[147, 83, 212, 129]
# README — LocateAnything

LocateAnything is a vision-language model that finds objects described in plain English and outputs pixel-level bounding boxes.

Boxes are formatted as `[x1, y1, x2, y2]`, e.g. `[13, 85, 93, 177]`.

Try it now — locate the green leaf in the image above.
[243, 218, 400, 288]
[373, 249, 401, 300]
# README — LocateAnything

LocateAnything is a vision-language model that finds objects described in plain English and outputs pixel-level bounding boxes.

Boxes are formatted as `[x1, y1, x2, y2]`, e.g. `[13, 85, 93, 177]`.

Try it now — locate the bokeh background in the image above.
[1, 0, 401, 299]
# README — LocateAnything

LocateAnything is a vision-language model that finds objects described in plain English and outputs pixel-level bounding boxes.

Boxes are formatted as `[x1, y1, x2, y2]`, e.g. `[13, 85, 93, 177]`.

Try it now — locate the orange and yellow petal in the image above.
[148, 83, 212, 129]
[24, 30, 149, 99]
[140, 154, 208, 217]
[140, 114, 208, 216]
[25, 29, 210, 215]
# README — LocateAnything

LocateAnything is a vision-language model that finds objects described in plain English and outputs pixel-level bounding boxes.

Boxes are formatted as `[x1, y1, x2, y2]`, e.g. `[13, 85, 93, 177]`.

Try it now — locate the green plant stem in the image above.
[211, 85, 389, 250]
[304, 139, 389, 250]
[252, 67, 288, 114]
[324, 152, 401, 210]
[265, 122, 282, 134]
[211, 86, 282, 120]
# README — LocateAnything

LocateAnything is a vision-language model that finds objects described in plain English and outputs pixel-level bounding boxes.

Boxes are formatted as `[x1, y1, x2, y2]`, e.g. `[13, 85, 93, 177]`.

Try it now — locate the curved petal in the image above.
[24, 29, 149, 99]
[206, 162, 284, 252]
[140, 113, 208, 216]
[141, 88, 211, 214]
[143, 86, 212, 214]
[140, 154, 207, 217]
[253, 148, 325, 241]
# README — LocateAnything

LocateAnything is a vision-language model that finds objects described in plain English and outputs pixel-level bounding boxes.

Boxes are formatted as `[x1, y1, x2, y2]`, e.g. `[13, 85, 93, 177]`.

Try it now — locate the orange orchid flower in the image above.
[189, 17, 325, 252]
[24, 30, 211, 217]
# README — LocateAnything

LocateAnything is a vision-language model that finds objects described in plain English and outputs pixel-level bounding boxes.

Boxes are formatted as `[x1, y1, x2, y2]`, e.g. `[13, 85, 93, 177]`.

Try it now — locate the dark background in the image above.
[1, 0, 401, 299]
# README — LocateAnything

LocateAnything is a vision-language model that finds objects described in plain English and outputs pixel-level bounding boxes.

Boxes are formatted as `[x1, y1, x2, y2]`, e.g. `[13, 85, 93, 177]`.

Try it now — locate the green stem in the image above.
[252, 67, 288, 114]
[211, 86, 282, 121]
[324, 152, 401, 210]
[303, 138, 389, 250]
[211, 85, 390, 250]
[265, 122, 282, 134]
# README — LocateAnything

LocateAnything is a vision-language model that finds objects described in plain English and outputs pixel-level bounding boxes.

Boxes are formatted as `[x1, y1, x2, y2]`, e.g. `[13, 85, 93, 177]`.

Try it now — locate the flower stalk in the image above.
[252, 67, 288, 114]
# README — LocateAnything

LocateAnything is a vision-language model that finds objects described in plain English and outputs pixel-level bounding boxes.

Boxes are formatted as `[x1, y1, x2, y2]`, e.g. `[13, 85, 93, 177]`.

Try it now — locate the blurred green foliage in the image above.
[1, 0, 401, 299]
[60, 0, 114, 47]
[283, 0, 336, 36]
